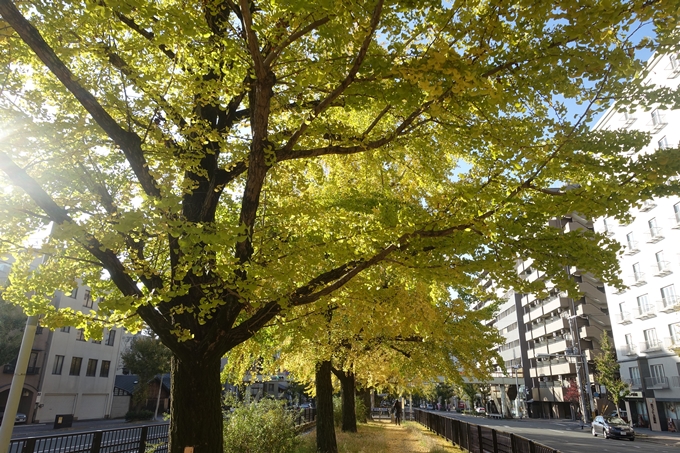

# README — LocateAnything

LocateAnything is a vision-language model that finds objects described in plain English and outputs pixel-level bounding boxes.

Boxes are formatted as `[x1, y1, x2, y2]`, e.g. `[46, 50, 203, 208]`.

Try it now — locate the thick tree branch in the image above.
[262, 15, 331, 68]
[239, 0, 266, 81]
[0, 0, 161, 198]
[0, 152, 176, 351]
[280, 0, 383, 153]
[112, 10, 176, 60]
[277, 96, 438, 162]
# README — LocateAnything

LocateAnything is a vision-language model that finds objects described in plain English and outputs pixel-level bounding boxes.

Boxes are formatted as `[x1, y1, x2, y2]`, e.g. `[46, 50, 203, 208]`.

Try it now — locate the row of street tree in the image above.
[0, 0, 679, 451]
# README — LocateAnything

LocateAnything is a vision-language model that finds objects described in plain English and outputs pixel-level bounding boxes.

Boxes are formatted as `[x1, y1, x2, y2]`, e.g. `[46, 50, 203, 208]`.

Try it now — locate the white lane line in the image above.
[549, 429, 563, 433]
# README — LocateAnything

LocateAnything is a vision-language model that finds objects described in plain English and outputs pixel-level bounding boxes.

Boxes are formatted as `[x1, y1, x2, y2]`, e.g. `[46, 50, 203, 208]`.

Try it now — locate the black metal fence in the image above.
[8, 408, 317, 453]
[8, 423, 170, 453]
[415, 409, 562, 453]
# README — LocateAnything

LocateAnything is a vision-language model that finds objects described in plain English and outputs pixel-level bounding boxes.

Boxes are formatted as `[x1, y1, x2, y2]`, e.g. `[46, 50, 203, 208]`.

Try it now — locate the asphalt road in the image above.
[432, 412, 679, 453]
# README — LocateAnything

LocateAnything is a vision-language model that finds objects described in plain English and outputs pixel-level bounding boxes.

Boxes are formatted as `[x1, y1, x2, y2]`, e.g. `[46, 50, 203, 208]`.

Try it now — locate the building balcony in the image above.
[658, 296, 680, 313]
[648, 110, 668, 132]
[645, 376, 670, 390]
[646, 227, 664, 243]
[624, 378, 642, 390]
[544, 316, 569, 334]
[634, 306, 656, 320]
[653, 261, 673, 277]
[615, 312, 633, 325]
[631, 272, 647, 286]
[623, 344, 638, 356]
[671, 376, 680, 388]
[672, 215, 680, 229]
[613, 286, 627, 295]
[624, 241, 640, 255]
[639, 339, 663, 353]
[639, 200, 658, 212]
[664, 336, 680, 350]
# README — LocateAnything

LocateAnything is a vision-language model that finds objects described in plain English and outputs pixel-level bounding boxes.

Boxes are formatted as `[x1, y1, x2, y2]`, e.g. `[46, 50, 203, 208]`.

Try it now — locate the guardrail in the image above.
[415, 409, 562, 453]
[9, 408, 317, 453]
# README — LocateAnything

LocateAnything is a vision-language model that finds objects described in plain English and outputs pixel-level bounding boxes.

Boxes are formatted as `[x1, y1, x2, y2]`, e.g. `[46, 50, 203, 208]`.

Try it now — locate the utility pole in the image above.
[0, 315, 38, 451]
[567, 314, 590, 423]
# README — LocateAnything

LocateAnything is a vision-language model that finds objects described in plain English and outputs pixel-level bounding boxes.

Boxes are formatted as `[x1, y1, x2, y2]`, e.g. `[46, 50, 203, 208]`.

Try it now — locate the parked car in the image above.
[610, 410, 628, 422]
[592, 415, 635, 441]
[475, 407, 486, 414]
[426, 404, 433, 410]
[0, 409, 27, 424]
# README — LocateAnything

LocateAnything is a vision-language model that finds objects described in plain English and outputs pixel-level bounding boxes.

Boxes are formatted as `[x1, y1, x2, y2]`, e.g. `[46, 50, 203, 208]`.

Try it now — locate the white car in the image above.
[475, 407, 486, 414]
[0, 409, 27, 424]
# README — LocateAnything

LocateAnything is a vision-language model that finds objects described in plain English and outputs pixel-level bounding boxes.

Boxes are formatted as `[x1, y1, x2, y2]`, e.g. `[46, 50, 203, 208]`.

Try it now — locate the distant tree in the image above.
[121, 335, 172, 409]
[0, 296, 26, 367]
[461, 383, 478, 410]
[594, 333, 630, 417]
[564, 379, 581, 420]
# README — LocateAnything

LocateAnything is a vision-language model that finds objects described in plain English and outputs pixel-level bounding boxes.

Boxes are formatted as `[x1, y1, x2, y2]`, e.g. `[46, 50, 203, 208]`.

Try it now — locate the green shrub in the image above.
[355, 397, 368, 424]
[333, 396, 342, 427]
[223, 399, 299, 453]
[125, 410, 153, 421]
[333, 395, 370, 426]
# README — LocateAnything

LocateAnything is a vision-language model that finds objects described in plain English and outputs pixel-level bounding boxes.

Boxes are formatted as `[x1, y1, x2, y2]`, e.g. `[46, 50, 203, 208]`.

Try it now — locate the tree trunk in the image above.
[357, 386, 373, 421]
[169, 355, 223, 453]
[336, 370, 357, 432]
[316, 360, 338, 453]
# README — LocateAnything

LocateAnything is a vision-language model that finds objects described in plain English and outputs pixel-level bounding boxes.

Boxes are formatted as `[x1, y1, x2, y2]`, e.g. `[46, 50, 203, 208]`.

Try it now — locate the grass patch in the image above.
[295, 420, 463, 453]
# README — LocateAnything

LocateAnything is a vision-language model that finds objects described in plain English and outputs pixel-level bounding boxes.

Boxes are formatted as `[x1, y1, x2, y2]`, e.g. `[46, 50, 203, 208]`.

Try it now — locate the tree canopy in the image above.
[0, 0, 679, 451]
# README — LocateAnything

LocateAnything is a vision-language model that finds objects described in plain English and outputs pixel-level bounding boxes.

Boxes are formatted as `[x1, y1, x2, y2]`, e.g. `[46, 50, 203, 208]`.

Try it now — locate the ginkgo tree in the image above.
[224, 271, 501, 452]
[0, 0, 679, 451]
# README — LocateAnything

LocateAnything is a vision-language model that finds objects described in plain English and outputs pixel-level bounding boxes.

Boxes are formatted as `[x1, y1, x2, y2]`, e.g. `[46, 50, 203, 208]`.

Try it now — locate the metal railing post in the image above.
[478, 425, 483, 453]
[492, 429, 498, 453]
[91, 431, 103, 453]
[138, 426, 148, 453]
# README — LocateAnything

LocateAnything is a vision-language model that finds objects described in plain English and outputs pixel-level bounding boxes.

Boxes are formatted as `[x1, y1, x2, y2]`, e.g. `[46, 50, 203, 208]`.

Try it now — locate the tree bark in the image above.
[315, 360, 338, 453]
[333, 369, 357, 432]
[169, 355, 223, 453]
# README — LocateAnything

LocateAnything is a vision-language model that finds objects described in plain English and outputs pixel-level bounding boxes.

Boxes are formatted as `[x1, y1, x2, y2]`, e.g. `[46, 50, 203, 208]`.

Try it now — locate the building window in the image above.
[105, 330, 116, 346]
[60, 326, 70, 333]
[70, 287, 78, 298]
[83, 290, 93, 308]
[76, 329, 86, 341]
[669, 323, 680, 345]
[86, 359, 98, 377]
[643, 328, 658, 349]
[674, 202, 680, 225]
[651, 109, 664, 126]
[630, 366, 641, 387]
[91, 337, 102, 344]
[35, 325, 43, 334]
[637, 294, 650, 311]
[69, 357, 83, 376]
[656, 251, 669, 273]
[650, 364, 665, 380]
[671, 54, 679, 70]
[658, 136, 669, 150]
[52, 355, 64, 375]
[633, 263, 643, 281]
[100, 360, 111, 378]
[661, 285, 676, 306]
[626, 232, 636, 249]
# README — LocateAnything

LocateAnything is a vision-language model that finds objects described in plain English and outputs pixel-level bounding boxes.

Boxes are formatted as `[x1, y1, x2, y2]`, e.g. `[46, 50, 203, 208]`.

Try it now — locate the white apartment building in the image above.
[593, 51, 680, 431]
[480, 215, 613, 420]
[33, 287, 124, 422]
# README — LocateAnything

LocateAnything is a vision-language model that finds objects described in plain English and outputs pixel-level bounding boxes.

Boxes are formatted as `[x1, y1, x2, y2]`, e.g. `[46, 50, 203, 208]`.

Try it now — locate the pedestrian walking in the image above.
[393, 399, 403, 426]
